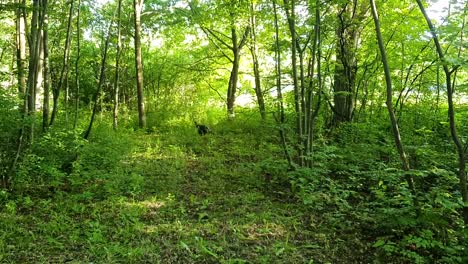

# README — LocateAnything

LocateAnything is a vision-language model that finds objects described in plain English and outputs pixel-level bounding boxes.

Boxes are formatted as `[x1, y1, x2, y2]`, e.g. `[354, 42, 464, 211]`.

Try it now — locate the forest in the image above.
[0, 0, 467, 262]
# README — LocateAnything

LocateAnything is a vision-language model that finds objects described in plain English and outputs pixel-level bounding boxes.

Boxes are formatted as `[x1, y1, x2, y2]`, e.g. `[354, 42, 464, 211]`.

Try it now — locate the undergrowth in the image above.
[0, 109, 466, 263]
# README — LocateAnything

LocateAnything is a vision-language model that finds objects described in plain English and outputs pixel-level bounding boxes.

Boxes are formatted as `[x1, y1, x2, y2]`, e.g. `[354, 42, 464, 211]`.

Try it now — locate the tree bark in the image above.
[26, 0, 45, 142]
[284, 0, 303, 166]
[134, 0, 146, 128]
[50, 0, 74, 126]
[305, 0, 322, 168]
[332, 1, 362, 125]
[113, 0, 122, 130]
[249, 1, 266, 120]
[73, 0, 81, 129]
[83, 20, 112, 140]
[415, 0, 468, 226]
[273, 0, 293, 168]
[226, 14, 250, 118]
[42, 0, 50, 131]
[370, 0, 417, 207]
[15, 0, 27, 110]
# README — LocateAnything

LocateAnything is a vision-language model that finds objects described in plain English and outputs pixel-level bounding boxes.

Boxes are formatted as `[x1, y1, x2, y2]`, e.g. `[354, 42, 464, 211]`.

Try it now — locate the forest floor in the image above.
[1, 125, 368, 263]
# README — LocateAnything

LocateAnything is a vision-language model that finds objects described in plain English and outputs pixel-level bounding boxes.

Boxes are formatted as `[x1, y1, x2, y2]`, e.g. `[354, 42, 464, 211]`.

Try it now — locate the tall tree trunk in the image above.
[134, 0, 146, 128]
[415, 0, 468, 225]
[249, 1, 266, 120]
[15, 0, 27, 111]
[26, 0, 44, 142]
[227, 44, 240, 118]
[73, 0, 81, 129]
[273, 0, 293, 168]
[370, 0, 417, 209]
[42, 0, 50, 131]
[27, 0, 40, 115]
[50, 0, 74, 126]
[83, 21, 112, 140]
[6, 0, 28, 190]
[332, 1, 360, 125]
[305, 0, 322, 168]
[113, 0, 122, 130]
[284, 0, 303, 166]
[226, 13, 250, 119]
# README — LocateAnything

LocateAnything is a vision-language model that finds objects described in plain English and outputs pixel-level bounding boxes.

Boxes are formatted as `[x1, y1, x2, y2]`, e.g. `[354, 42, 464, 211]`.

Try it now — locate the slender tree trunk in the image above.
[273, 0, 293, 168]
[305, 0, 322, 168]
[370, 0, 417, 207]
[27, 0, 39, 116]
[5, 0, 28, 190]
[415, 0, 468, 225]
[284, 0, 303, 166]
[50, 0, 74, 126]
[134, 0, 146, 128]
[83, 22, 112, 139]
[113, 0, 122, 130]
[227, 45, 240, 118]
[15, 0, 27, 110]
[226, 17, 250, 118]
[296, 39, 310, 137]
[26, 0, 45, 142]
[42, 0, 50, 131]
[249, 1, 266, 120]
[73, 0, 81, 129]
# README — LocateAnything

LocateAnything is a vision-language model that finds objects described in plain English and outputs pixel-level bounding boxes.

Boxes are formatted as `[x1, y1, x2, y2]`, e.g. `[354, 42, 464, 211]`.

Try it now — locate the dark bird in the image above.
[194, 121, 210, 135]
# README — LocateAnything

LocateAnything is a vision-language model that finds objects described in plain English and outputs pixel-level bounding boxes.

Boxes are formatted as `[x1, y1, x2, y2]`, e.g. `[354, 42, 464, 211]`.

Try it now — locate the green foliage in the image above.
[0, 91, 22, 187]
[286, 117, 466, 263]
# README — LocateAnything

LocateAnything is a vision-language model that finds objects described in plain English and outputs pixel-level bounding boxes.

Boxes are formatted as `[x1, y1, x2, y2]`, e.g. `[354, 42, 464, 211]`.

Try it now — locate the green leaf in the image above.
[373, 239, 386, 248]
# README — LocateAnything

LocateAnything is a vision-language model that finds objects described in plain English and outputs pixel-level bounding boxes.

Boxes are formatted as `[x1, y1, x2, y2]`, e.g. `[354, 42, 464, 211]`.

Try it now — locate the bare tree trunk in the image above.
[284, 0, 303, 166]
[26, 0, 45, 142]
[50, 0, 74, 126]
[113, 0, 122, 130]
[134, 0, 146, 128]
[370, 0, 417, 207]
[42, 0, 50, 131]
[5, 0, 28, 190]
[305, 0, 322, 168]
[15, 0, 27, 110]
[415, 0, 468, 225]
[249, 1, 266, 120]
[83, 21, 112, 140]
[73, 0, 81, 129]
[273, 0, 293, 168]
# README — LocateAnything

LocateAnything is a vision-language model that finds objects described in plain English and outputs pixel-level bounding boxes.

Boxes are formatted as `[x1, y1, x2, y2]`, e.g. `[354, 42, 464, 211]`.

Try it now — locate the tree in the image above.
[273, 0, 292, 168]
[249, 0, 266, 120]
[50, 0, 74, 126]
[283, 0, 303, 165]
[332, 0, 366, 125]
[134, 0, 146, 128]
[113, 0, 122, 130]
[370, 0, 417, 210]
[42, 0, 50, 131]
[73, 0, 81, 129]
[15, 0, 27, 112]
[189, 0, 250, 118]
[415, 0, 468, 225]
[83, 14, 113, 140]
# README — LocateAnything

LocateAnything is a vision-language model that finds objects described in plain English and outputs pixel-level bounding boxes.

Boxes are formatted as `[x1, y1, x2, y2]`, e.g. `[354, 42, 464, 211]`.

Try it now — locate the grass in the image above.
[2, 115, 464, 263]
[0, 121, 337, 263]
